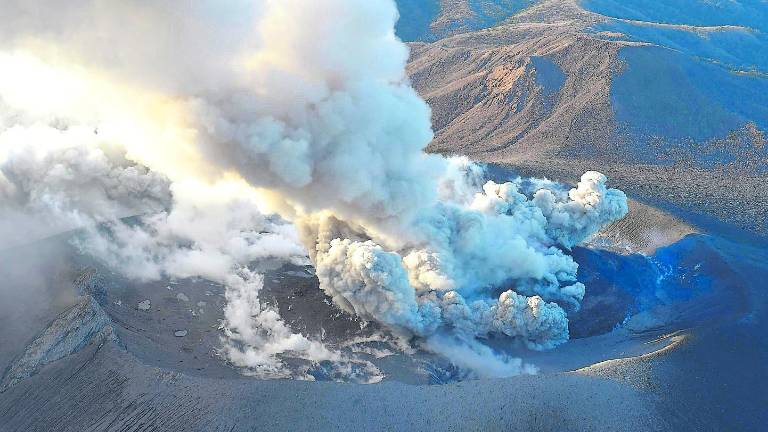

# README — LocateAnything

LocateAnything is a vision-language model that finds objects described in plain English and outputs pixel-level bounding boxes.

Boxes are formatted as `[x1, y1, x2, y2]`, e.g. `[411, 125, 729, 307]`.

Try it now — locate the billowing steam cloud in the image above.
[0, 0, 628, 378]
[0, 124, 170, 248]
[76, 181, 383, 381]
[304, 166, 626, 354]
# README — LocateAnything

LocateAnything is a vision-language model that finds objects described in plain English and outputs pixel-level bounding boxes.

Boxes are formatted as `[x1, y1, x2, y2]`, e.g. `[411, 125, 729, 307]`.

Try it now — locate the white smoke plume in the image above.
[303, 167, 627, 353]
[0, 0, 628, 378]
[0, 123, 171, 248]
[425, 334, 539, 379]
[73, 180, 384, 381]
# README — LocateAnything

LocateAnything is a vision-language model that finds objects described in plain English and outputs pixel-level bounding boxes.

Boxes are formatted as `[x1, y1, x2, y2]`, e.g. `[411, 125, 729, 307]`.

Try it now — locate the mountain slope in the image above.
[402, 0, 768, 234]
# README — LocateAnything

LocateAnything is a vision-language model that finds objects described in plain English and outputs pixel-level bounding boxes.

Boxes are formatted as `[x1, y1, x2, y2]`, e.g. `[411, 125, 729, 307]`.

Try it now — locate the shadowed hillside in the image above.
[395, 0, 538, 41]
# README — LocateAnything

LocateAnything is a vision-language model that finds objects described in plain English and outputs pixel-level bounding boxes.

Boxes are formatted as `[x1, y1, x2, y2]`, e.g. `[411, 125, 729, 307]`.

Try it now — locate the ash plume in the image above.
[0, 0, 628, 378]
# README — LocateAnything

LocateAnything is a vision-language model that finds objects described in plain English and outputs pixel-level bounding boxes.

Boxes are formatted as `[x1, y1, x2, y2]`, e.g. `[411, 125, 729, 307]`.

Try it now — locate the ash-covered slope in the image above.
[402, 0, 768, 234]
